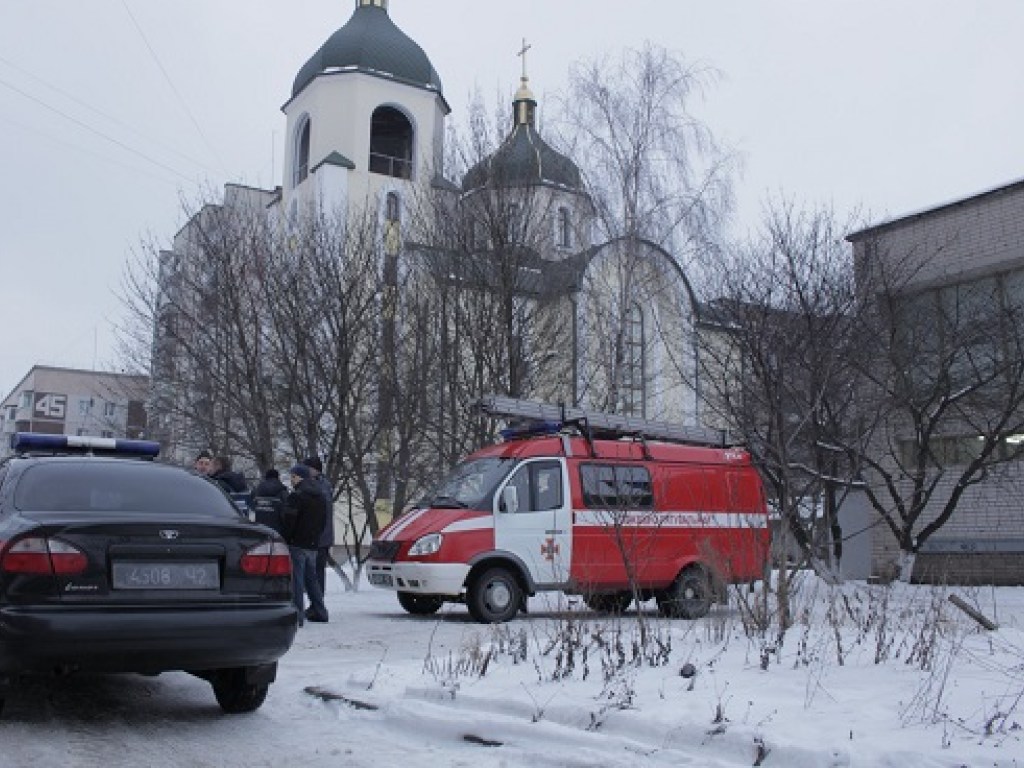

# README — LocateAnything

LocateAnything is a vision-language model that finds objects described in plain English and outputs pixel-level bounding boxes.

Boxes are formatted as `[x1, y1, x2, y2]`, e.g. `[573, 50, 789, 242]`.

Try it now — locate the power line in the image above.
[0, 75, 199, 184]
[0, 53, 219, 177]
[0, 110, 184, 189]
[120, 0, 229, 177]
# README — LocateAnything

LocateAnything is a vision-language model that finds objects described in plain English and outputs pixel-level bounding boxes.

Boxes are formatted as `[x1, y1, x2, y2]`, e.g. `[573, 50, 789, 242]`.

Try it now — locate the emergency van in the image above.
[366, 396, 770, 623]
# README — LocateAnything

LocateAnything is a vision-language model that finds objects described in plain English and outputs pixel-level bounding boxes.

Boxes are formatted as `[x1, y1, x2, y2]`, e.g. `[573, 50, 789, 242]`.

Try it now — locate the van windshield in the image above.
[430, 457, 515, 509]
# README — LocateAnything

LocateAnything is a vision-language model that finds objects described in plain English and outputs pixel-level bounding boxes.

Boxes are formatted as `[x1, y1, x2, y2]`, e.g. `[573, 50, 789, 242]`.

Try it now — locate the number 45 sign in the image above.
[34, 392, 67, 420]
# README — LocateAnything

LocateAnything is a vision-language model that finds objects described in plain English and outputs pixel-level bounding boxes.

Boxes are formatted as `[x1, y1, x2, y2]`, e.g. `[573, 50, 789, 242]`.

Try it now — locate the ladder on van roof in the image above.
[475, 394, 732, 448]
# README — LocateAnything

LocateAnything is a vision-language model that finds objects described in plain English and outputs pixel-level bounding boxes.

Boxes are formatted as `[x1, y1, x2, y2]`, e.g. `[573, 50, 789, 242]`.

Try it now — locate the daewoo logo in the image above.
[159, 530, 180, 540]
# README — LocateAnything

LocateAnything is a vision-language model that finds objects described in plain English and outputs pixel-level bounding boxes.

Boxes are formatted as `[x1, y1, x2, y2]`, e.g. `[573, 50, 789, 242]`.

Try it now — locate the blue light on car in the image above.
[10, 432, 161, 457]
[499, 421, 563, 441]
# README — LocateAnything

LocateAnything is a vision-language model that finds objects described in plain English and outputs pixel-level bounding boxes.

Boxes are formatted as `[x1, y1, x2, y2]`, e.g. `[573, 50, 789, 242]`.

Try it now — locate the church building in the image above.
[154, 0, 702, 471]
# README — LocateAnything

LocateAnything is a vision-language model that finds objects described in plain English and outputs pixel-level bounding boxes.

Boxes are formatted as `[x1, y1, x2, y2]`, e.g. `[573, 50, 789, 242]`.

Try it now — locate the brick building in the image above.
[848, 178, 1024, 584]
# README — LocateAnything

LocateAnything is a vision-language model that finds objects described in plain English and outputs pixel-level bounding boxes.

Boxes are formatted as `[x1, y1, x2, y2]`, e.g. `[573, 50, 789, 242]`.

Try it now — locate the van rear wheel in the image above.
[584, 592, 633, 614]
[467, 567, 522, 623]
[397, 591, 444, 615]
[657, 567, 712, 619]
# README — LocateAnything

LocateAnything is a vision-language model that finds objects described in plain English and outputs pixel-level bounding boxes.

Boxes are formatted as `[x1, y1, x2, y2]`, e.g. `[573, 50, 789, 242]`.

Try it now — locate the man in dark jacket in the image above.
[251, 468, 289, 535]
[303, 456, 335, 599]
[209, 456, 248, 494]
[284, 464, 328, 626]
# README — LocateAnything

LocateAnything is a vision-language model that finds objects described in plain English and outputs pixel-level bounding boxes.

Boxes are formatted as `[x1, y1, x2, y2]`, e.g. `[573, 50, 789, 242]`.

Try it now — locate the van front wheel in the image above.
[467, 567, 521, 623]
[657, 567, 712, 619]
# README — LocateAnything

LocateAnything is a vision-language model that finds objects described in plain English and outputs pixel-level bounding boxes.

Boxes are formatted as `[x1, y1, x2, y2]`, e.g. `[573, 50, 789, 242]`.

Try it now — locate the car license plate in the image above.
[112, 561, 219, 590]
[368, 572, 394, 587]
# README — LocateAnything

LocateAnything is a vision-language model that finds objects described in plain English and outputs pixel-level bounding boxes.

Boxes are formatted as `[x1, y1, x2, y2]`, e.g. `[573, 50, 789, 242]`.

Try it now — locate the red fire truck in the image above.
[366, 396, 770, 623]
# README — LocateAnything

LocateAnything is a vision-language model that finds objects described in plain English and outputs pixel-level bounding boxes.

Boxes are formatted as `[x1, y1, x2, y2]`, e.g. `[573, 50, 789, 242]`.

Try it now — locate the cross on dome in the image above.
[518, 37, 532, 81]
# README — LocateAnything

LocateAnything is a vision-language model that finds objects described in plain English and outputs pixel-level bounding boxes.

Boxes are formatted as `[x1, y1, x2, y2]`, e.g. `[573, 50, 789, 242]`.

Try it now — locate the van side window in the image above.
[580, 464, 653, 509]
[503, 460, 563, 513]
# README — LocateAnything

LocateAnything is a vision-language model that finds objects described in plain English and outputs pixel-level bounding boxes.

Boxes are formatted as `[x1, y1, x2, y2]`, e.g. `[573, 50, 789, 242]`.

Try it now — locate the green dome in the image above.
[463, 124, 582, 192]
[292, 4, 442, 97]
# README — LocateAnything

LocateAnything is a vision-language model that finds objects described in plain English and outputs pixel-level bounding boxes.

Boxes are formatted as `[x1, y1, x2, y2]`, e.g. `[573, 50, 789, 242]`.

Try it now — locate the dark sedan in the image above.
[0, 433, 298, 715]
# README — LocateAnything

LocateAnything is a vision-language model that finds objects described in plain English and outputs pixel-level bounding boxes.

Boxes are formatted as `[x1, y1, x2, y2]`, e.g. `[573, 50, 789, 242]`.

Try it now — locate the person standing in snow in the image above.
[303, 456, 335, 603]
[284, 464, 329, 626]
[251, 468, 289, 536]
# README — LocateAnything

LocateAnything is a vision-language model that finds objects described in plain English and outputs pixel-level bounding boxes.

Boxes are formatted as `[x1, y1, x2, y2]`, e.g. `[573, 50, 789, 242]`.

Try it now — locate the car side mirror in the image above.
[501, 485, 519, 514]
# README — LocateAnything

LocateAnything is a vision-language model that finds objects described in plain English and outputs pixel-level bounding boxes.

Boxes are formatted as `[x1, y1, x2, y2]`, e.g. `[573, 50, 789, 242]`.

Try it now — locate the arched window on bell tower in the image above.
[369, 106, 414, 180]
[293, 115, 311, 187]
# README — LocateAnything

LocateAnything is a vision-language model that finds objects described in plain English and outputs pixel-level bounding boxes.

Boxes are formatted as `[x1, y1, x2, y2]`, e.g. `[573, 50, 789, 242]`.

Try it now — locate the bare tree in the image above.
[696, 200, 866, 619]
[121, 185, 282, 474]
[556, 42, 734, 259]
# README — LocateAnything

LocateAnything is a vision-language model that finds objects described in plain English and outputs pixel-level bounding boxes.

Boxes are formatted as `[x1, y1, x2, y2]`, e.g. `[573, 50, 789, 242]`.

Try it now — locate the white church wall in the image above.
[283, 72, 445, 213]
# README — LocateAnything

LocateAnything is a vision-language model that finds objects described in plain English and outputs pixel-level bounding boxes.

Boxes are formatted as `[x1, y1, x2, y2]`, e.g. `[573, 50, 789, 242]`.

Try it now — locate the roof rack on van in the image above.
[475, 395, 732, 448]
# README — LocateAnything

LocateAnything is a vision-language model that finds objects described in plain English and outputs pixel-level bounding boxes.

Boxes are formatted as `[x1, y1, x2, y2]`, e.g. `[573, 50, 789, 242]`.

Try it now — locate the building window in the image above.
[580, 463, 653, 509]
[384, 192, 401, 256]
[293, 116, 311, 186]
[557, 207, 572, 248]
[101, 430, 114, 439]
[5, 406, 15, 421]
[501, 460, 564, 513]
[369, 107, 413, 180]
[386, 192, 400, 223]
[504, 203, 521, 244]
[619, 303, 645, 416]
[79, 398, 93, 416]
[104, 402, 117, 417]
[19, 391, 33, 408]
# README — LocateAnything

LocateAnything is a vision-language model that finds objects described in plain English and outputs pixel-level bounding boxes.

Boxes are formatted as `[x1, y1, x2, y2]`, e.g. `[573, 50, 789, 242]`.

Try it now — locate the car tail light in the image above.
[0, 537, 89, 575]
[240, 541, 292, 577]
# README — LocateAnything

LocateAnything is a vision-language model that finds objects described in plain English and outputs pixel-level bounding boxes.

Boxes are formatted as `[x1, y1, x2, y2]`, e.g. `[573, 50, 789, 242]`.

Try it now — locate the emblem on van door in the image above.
[541, 537, 560, 561]
[159, 529, 180, 540]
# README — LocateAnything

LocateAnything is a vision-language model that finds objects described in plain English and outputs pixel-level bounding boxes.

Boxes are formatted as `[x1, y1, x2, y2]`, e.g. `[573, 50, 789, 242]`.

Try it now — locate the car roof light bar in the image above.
[10, 432, 161, 458]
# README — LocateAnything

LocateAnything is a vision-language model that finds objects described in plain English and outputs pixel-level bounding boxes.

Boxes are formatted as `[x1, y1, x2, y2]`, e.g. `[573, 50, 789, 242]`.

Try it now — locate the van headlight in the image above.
[408, 533, 443, 557]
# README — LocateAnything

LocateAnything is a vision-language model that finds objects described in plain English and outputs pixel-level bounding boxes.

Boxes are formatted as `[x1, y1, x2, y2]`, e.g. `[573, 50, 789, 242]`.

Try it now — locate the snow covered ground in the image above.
[1, 572, 1022, 767]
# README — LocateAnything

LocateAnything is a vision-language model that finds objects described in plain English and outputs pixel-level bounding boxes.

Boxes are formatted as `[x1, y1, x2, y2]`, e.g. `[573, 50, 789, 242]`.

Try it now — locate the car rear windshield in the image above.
[13, 462, 240, 517]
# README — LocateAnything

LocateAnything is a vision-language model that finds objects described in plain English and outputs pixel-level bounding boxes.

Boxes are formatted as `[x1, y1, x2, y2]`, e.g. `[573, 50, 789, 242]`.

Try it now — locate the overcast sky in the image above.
[3, 0, 1024, 400]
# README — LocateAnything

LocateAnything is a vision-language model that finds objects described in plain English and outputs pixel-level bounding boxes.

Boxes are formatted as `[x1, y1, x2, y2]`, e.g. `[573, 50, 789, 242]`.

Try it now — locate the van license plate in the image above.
[369, 573, 394, 587]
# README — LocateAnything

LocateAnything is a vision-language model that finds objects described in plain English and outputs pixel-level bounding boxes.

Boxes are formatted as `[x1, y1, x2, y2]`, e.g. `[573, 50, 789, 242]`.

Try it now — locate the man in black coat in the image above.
[209, 455, 248, 494]
[284, 464, 329, 626]
[302, 456, 335, 600]
[252, 468, 288, 535]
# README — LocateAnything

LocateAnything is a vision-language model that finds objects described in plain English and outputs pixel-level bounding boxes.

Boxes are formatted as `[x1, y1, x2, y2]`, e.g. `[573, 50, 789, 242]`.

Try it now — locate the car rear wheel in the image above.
[584, 592, 633, 614]
[397, 591, 444, 615]
[467, 566, 522, 623]
[211, 669, 270, 714]
[657, 566, 712, 619]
